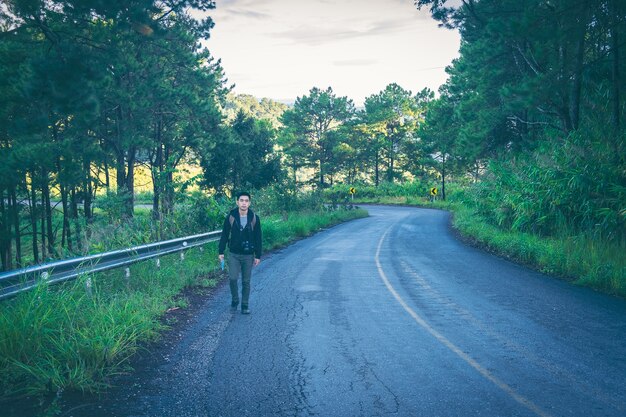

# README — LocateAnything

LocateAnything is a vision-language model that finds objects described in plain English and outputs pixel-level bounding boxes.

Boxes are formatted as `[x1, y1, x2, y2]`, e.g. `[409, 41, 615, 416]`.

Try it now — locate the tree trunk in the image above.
[152, 117, 163, 220]
[611, 0, 621, 129]
[116, 150, 135, 218]
[40, 182, 46, 261]
[152, 176, 161, 221]
[70, 188, 80, 251]
[60, 179, 68, 249]
[441, 154, 447, 201]
[84, 159, 93, 221]
[29, 177, 39, 264]
[163, 144, 174, 216]
[114, 104, 134, 218]
[9, 185, 21, 267]
[569, 7, 587, 131]
[126, 148, 136, 217]
[104, 159, 110, 189]
[165, 169, 174, 215]
[42, 170, 55, 257]
[0, 186, 9, 271]
[557, 41, 574, 132]
[152, 141, 162, 220]
[388, 145, 395, 183]
[116, 150, 126, 190]
[291, 159, 298, 188]
[374, 151, 380, 186]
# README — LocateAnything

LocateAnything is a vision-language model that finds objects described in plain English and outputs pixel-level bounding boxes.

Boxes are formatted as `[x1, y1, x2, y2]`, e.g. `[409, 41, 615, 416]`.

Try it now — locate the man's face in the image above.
[237, 196, 250, 211]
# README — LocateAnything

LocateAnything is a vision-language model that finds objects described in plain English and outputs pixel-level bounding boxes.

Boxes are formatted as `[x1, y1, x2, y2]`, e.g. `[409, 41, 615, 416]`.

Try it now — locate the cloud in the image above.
[229, 9, 271, 19]
[215, 0, 256, 7]
[269, 18, 417, 46]
[269, 26, 358, 46]
[333, 59, 378, 67]
[214, 8, 271, 22]
[213, 0, 272, 21]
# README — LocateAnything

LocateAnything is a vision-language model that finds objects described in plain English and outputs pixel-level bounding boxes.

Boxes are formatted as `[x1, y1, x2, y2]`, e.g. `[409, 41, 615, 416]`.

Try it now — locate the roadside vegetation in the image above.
[0, 188, 366, 403]
[325, 181, 625, 299]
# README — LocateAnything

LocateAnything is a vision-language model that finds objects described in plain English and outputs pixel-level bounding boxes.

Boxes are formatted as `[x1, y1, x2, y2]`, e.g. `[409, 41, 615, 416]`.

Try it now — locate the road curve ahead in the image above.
[63, 205, 626, 417]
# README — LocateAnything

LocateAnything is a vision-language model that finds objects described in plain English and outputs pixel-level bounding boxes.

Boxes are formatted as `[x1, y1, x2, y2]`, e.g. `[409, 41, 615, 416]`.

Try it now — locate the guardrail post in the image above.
[41, 271, 50, 294]
[156, 258, 160, 268]
[85, 276, 92, 297]
[181, 241, 188, 261]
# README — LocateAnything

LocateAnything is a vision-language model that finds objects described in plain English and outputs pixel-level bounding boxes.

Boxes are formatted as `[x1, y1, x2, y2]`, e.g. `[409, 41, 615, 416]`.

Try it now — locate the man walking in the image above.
[218, 192, 262, 314]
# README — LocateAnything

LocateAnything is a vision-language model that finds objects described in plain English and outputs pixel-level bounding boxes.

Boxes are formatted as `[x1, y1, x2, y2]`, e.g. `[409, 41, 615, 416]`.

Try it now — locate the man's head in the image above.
[236, 191, 251, 212]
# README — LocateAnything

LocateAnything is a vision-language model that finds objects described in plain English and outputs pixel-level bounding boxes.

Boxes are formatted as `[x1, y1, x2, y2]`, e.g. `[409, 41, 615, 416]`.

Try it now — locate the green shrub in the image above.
[323, 181, 434, 203]
[464, 128, 625, 242]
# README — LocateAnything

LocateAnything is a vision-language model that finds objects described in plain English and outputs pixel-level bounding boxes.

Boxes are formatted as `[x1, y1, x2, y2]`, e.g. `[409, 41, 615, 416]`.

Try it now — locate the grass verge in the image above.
[448, 202, 626, 298]
[351, 197, 625, 298]
[0, 206, 367, 404]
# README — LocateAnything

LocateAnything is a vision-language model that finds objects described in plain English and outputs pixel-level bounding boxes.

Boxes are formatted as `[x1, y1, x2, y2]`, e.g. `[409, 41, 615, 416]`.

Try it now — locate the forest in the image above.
[0, 0, 624, 283]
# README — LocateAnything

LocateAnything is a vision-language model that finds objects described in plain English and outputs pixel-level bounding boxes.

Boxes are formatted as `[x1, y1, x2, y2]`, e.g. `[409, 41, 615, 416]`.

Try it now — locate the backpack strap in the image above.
[229, 213, 256, 231]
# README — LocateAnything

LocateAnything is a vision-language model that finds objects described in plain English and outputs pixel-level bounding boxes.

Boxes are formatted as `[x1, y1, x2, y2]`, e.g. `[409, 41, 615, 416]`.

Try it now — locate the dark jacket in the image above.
[218, 208, 262, 258]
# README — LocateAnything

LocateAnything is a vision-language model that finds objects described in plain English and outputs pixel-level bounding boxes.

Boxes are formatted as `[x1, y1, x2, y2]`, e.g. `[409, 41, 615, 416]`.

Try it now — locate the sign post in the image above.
[430, 187, 438, 202]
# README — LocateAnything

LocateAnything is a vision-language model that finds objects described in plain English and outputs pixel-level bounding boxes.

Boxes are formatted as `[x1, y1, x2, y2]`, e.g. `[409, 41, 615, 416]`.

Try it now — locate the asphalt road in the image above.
[59, 205, 626, 417]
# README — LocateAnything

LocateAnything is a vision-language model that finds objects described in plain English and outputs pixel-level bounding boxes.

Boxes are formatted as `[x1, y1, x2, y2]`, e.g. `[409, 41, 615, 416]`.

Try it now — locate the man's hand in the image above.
[254, 258, 260, 266]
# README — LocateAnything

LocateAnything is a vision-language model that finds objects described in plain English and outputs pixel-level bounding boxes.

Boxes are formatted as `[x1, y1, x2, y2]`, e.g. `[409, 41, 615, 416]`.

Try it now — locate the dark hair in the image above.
[236, 191, 251, 200]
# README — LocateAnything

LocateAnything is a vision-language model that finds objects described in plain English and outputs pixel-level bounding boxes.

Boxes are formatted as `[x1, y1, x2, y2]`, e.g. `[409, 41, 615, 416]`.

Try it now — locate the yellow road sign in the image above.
[430, 187, 438, 196]
[349, 187, 356, 194]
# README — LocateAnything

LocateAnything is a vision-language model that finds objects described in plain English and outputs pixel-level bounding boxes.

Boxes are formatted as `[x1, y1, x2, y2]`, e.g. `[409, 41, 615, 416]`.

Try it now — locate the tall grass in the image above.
[0, 206, 366, 403]
[449, 203, 626, 297]
[0, 244, 216, 402]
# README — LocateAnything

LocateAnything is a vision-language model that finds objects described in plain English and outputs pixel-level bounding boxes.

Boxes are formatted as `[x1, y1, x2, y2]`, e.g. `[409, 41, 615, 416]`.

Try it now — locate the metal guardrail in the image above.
[0, 230, 222, 301]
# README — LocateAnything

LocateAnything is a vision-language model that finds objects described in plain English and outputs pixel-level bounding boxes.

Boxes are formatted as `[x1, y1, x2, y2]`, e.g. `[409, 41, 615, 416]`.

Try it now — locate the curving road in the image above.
[60, 205, 626, 417]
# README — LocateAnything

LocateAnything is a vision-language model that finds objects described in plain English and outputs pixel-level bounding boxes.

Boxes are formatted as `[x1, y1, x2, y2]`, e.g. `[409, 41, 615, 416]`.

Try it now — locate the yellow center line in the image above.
[375, 226, 553, 417]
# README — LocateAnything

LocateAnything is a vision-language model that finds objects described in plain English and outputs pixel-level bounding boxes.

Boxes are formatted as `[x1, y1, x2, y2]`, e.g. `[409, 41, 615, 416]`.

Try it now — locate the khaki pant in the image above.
[228, 251, 254, 307]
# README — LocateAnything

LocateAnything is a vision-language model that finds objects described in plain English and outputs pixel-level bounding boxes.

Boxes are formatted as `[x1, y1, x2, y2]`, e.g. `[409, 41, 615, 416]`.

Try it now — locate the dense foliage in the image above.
[222, 93, 289, 128]
[0, 1, 282, 270]
[413, 0, 625, 243]
[279, 85, 433, 188]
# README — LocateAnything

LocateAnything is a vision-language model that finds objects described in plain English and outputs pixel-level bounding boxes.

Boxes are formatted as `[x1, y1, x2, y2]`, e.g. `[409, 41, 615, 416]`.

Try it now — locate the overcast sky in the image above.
[202, 0, 461, 106]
